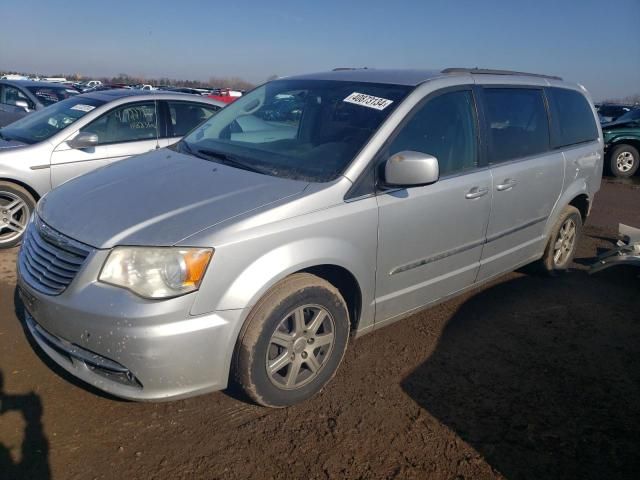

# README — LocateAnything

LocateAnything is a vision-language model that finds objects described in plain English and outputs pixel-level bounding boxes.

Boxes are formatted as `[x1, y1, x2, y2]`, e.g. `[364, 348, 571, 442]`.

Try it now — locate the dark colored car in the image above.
[0, 80, 79, 126]
[602, 108, 640, 177]
[595, 103, 636, 123]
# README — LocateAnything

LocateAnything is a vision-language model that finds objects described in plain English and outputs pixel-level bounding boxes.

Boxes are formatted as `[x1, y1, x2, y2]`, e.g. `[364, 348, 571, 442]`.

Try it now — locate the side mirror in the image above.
[15, 100, 30, 112]
[383, 151, 439, 187]
[68, 132, 99, 149]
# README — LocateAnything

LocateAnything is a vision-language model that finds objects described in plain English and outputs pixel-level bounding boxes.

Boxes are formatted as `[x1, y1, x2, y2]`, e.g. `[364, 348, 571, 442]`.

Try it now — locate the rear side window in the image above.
[167, 101, 219, 137]
[483, 88, 550, 163]
[546, 87, 598, 148]
[388, 90, 478, 176]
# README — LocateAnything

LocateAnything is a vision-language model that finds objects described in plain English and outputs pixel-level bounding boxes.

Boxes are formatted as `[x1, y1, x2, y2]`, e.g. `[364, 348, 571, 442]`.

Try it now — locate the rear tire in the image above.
[234, 273, 350, 408]
[538, 205, 582, 275]
[0, 181, 35, 249]
[609, 144, 639, 178]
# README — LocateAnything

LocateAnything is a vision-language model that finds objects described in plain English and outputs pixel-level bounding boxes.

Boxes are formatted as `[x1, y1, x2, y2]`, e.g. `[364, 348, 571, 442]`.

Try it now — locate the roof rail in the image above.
[441, 68, 562, 81]
[332, 67, 369, 71]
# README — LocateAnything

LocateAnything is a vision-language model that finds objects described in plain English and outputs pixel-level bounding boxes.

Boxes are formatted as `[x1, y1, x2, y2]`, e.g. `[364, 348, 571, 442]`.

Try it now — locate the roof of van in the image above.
[285, 68, 563, 86]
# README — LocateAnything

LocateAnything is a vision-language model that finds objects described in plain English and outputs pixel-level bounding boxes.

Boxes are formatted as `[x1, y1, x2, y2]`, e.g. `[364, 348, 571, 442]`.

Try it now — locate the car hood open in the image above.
[38, 149, 309, 249]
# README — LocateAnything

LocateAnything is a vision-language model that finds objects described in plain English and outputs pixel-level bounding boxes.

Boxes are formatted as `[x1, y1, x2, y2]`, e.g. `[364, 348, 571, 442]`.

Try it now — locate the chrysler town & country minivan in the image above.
[17, 68, 603, 407]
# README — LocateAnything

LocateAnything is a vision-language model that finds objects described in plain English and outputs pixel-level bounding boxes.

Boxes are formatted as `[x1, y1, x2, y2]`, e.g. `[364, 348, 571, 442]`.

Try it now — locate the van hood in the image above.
[38, 149, 309, 248]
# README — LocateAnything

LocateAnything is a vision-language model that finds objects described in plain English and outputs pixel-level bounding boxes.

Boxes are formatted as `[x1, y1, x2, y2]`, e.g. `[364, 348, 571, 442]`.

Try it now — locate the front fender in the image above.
[221, 237, 370, 312]
[188, 196, 379, 331]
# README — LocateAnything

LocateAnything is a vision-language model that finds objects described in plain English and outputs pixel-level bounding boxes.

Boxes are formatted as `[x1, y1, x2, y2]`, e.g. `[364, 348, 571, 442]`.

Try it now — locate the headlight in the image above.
[99, 247, 213, 299]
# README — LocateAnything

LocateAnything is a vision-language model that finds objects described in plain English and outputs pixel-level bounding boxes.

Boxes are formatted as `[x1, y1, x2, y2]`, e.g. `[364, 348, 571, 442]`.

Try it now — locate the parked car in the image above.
[160, 87, 202, 95]
[0, 90, 223, 247]
[0, 74, 29, 80]
[16, 68, 602, 407]
[0, 80, 79, 126]
[595, 103, 636, 123]
[74, 80, 103, 92]
[42, 77, 67, 84]
[602, 107, 640, 177]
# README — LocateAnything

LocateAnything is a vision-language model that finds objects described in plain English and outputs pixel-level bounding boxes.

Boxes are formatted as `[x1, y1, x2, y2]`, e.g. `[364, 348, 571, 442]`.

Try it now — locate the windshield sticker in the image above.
[70, 104, 95, 112]
[343, 92, 393, 111]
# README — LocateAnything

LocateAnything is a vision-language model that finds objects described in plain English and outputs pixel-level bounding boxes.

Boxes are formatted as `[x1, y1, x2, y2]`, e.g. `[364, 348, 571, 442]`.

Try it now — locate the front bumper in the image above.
[17, 262, 245, 401]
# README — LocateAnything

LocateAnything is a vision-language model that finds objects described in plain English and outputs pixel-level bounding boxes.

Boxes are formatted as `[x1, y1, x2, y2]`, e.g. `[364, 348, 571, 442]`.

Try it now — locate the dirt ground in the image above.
[0, 178, 638, 480]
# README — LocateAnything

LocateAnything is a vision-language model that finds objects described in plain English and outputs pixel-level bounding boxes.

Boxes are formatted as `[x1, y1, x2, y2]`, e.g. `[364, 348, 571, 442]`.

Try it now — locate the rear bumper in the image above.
[18, 272, 245, 402]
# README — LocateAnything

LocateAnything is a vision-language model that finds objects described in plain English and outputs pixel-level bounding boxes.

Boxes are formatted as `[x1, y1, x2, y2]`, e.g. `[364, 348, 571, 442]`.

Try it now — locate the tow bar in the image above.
[590, 224, 640, 274]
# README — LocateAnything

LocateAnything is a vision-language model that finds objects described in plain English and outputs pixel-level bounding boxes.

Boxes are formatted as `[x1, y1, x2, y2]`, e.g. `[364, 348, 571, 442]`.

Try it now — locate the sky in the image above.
[1, 0, 638, 101]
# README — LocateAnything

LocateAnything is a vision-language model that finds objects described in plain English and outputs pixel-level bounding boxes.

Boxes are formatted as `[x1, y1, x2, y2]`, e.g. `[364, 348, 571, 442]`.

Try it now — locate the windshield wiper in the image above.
[194, 148, 268, 175]
[176, 140, 193, 155]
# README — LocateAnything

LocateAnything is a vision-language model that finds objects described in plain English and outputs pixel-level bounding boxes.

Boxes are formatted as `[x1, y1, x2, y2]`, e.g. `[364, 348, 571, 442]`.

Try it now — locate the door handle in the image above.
[496, 179, 517, 191]
[465, 187, 489, 199]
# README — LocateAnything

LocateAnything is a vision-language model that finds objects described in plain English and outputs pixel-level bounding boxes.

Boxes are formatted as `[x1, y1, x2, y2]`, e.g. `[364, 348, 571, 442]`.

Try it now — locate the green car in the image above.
[602, 108, 640, 177]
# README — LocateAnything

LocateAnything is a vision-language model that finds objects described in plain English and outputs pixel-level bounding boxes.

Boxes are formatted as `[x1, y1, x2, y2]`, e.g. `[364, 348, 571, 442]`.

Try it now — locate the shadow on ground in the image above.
[0, 371, 50, 480]
[402, 267, 640, 480]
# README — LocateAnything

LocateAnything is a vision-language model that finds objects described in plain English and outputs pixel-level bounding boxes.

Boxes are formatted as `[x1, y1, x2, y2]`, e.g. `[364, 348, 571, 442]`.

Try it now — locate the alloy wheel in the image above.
[553, 218, 576, 266]
[616, 151, 635, 173]
[266, 304, 336, 390]
[0, 191, 29, 245]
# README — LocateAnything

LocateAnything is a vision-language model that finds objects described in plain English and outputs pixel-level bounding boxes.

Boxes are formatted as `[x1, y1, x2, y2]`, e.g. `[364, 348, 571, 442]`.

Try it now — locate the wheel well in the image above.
[569, 194, 589, 223]
[610, 139, 640, 153]
[0, 178, 40, 202]
[300, 265, 362, 332]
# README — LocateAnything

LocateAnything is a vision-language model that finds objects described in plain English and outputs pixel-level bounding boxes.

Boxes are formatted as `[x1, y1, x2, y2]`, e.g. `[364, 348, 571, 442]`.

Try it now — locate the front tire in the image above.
[234, 273, 350, 407]
[0, 181, 35, 249]
[609, 144, 639, 178]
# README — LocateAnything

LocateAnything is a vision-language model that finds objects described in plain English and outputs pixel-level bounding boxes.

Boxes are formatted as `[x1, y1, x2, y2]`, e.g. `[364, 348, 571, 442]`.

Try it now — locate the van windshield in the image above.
[0, 96, 105, 145]
[179, 79, 411, 182]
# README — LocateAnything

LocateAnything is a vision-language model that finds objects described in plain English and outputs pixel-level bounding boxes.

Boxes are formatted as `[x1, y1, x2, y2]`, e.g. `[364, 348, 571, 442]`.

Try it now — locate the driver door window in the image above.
[0, 85, 33, 126]
[1, 85, 32, 108]
[81, 101, 159, 145]
[388, 90, 478, 176]
[51, 101, 159, 188]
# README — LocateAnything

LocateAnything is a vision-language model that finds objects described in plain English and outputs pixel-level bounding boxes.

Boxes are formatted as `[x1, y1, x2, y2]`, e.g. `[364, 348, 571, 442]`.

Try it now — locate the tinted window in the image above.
[388, 90, 477, 176]
[167, 101, 218, 137]
[26, 86, 77, 106]
[483, 88, 550, 163]
[82, 102, 158, 145]
[547, 88, 598, 147]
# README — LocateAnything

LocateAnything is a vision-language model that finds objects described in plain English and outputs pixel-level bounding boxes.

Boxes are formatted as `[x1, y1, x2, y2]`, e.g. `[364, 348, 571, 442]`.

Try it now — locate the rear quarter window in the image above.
[546, 87, 598, 148]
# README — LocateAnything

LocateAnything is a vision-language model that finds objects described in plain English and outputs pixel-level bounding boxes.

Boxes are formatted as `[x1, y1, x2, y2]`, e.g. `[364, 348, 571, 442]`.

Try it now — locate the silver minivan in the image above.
[17, 68, 603, 407]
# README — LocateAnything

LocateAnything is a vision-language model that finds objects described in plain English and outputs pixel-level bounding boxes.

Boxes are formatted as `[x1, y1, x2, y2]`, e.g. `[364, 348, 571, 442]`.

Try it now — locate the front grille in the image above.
[18, 216, 92, 295]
